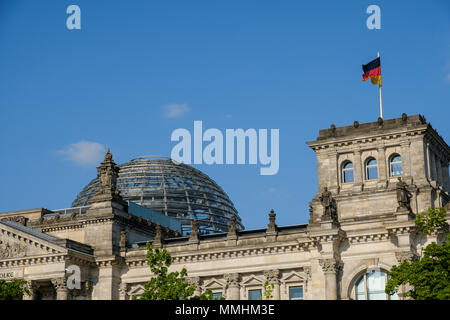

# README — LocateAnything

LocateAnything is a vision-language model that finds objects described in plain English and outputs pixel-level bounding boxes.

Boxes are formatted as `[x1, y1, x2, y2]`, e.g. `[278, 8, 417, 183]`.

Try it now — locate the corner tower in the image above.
[307, 114, 449, 224]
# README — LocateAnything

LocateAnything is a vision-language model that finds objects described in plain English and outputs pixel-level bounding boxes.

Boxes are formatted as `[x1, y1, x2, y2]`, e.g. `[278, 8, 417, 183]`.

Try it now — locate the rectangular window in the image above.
[212, 292, 223, 300]
[248, 289, 262, 300]
[289, 286, 304, 300]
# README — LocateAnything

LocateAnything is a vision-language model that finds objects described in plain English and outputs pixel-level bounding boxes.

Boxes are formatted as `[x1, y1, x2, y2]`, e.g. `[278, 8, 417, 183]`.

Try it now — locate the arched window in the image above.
[354, 270, 398, 300]
[342, 161, 354, 183]
[390, 155, 402, 177]
[365, 158, 378, 180]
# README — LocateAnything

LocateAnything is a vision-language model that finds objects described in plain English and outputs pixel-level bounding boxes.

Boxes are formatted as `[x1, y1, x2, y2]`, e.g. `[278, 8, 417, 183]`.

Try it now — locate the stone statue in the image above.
[396, 177, 412, 209]
[119, 230, 127, 248]
[89, 149, 123, 204]
[319, 187, 338, 223]
[189, 220, 199, 241]
[267, 209, 277, 233]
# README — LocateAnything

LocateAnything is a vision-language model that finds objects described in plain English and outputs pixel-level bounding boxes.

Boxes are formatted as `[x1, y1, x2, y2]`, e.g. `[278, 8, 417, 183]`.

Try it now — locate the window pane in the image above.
[391, 163, 402, 176]
[367, 166, 378, 180]
[390, 156, 402, 176]
[367, 271, 386, 300]
[344, 162, 353, 169]
[289, 286, 303, 300]
[212, 292, 223, 300]
[248, 289, 262, 300]
[355, 276, 366, 300]
[344, 170, 354, 183]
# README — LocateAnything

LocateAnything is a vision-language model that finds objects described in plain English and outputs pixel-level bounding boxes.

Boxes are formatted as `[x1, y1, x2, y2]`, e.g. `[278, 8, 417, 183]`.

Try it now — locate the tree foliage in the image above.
[134, 243, 214, 300]
[385, 207, 450, 300]
[261, 281, 274, 300]
[0, 279, 30, 301]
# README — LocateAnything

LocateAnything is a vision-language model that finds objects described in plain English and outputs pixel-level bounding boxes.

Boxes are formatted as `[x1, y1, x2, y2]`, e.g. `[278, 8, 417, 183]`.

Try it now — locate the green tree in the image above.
[0, 279, 30, 301]
[261, 281, 274, 300]
[134, 243, 214, 300]
[385, 207, 450, 300]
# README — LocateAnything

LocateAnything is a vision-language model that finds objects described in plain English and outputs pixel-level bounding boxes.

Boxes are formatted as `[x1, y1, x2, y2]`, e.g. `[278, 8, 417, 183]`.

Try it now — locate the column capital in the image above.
[264, 269, 280, 284]
[319, 258, 341, 274]
[224, 273, 240, 288]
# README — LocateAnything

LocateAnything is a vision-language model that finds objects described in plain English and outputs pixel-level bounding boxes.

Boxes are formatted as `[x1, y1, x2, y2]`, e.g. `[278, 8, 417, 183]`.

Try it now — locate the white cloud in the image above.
[164, 103, 190, 118]
[225, 114, 233, 119]
[57, 141, 106, 166]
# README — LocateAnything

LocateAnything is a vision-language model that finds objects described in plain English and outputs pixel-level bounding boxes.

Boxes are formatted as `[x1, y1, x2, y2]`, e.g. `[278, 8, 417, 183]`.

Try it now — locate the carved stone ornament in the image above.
[395, 251, 418, 264]
[0, 241, 27, 259]
[120, 230, 127, 248]
[89, 149, 124, 204]
[189, 220, 199, 241]
[119, 282, 128, 296]
[1, 216, 28, 226]
[267, 209, 277, 233]
[319, 259, 339, 273]
[227, 215, 237, 237]
[154, 223, 162, 244]
[187, 276, 201, 287]
[51, 277, 67, 291]
[224, 273, 240, 288]
[264, 269, 280, 284]
[303, 266, 312, 280]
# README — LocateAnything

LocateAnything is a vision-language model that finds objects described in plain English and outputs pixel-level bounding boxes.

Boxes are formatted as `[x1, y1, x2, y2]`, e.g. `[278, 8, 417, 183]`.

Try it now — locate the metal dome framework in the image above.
[72, 156, 244, 235]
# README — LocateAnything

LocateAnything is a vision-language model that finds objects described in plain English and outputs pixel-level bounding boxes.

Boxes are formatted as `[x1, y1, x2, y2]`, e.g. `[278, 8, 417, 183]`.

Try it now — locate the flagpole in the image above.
[378, 52, 383, 119]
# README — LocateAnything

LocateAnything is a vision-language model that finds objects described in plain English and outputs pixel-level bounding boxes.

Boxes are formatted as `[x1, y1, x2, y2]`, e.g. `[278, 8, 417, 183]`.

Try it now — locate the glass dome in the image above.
[72, 156, 244, 235]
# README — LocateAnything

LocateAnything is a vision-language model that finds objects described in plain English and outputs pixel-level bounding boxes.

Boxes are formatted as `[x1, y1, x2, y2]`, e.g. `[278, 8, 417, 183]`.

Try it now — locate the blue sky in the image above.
[0, 0, 449, 229]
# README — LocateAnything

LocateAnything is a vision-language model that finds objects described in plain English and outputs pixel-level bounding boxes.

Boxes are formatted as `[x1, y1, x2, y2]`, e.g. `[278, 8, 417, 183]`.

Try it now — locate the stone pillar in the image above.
[429, 149, 437, 182]
[353, 149, 363, 192]
[400, 141, 412, 179]
[224, 273, 240, 300]
[264, 269, 280, 300]
[327, 151, 339, 193]
[377, 146, 388, 189]
[435, 157, 443, 186]
[51, 277, 68, 300]
[23, 281, 38, 300]
[442, 164, 449, 192]
[93, 258, 123, 300]
[319, 259, 339, 300]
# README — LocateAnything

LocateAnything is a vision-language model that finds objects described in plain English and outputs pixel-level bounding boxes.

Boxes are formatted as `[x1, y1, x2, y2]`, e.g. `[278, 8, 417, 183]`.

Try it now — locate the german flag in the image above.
[362, 57, 382, 86]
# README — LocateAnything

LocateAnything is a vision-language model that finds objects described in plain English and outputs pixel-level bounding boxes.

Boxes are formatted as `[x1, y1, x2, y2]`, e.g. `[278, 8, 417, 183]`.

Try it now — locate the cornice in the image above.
[125, 241, 316, 268]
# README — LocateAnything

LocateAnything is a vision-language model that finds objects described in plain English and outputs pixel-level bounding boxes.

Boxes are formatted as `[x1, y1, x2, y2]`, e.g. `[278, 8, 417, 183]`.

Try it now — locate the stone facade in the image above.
[0, 114, 449, 300]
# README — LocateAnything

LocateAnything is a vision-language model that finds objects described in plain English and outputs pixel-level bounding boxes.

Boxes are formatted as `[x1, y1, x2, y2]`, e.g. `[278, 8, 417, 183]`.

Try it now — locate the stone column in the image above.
[319, 259, 339, 300]
[429, 149, 437, 182]
[435, 157, 443, 186]
[377, 146, 388, 189]
[224, 273, 240, 300]
[51, 277, 68, 300]
[23, 281, 38, 300]
[353, 149, 363, 192]
[327, 151, 339, 193]
[442, 164, 449, 192]
[264, 269, 280, 300]
[400, 141, 412, 179]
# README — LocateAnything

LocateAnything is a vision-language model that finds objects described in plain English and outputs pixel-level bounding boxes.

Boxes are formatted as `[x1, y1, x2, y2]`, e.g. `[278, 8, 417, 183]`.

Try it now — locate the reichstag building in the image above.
[1, 114, 449, 300]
